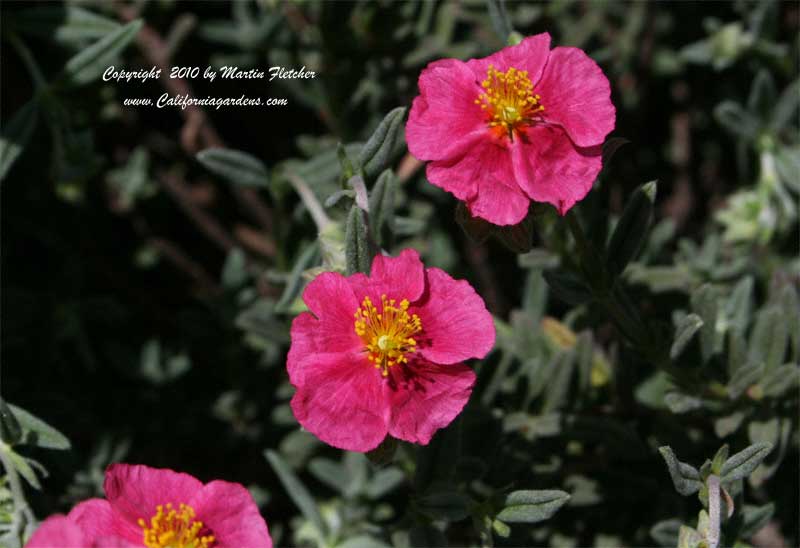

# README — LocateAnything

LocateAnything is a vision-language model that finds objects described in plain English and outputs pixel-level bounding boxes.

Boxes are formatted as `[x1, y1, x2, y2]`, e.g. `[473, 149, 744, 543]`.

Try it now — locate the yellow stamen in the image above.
[354, 294, 422, 377]
[474, 64, 544, 139]
[138, 503, 215, 548]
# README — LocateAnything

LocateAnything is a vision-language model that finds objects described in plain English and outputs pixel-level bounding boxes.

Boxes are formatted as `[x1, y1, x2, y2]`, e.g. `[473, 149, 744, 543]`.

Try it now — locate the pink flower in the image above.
[288, 248, 495, 452]
[406, 32, 615, 225]
[25, 464, 271, 548]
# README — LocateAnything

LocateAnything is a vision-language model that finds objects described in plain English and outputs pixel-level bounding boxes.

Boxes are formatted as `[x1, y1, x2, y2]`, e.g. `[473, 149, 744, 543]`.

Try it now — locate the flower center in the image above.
[354, 294, 422, 376]
[138, 503, 215, 548]
[474, 64, 544, 138]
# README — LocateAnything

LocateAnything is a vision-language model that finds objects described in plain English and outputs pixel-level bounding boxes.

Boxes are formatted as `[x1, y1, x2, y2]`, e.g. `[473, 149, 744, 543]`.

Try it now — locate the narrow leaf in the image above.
[670, 313, 704, 359]
[264, 450, 326, 535]
[0, 100, 39, 182]
[606, 180, 657, 277]
[358, 107, 406, 178]
[720, 443, 773, 482]
[6, 449, 41, 490]
[542, 269, 592, 306]
[417, 490, 472, 521]
[0, 399, 22, 444]
[770, 79, 800, 131]
[368, 170, 396, 245]
[658, 446, 702, 496]
[7, 404, 70, 450]
[714, 101, 760, 140]
[485, 0, 512, 41]
[691, 284, 720, 362]
[345, 205, 371, 275]
[196, 148, 268, 187]
[60, 19, 143, 86]
[496, 489, 570, 523]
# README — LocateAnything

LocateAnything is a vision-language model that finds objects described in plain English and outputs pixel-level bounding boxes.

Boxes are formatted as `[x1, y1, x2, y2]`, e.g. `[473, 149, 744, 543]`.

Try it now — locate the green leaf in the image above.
[495, 213, 536, 254]
[264, 450, 326, 535]
[7, 404, 70, 450]
[664, 392, 702, 414]
[714, 101, 760, 140]
[710, 445, 729, 476]
[274, 243, 319, 313]
[365, 467, 405, 500]
[345, 205, 370, 275]
[368, 170, 396, 245]
[6, 449, 41, 490]
[759, 363, 800, 398]
[0, 99, 39, 182]
[417, 489, 472, 521]
[726, 361, 763, 399]
[357, 107, 406, 178]
[542, 269, 592, 306]
[455, 201, 492, 243]
[606, 181, 657, 277]
[12, 6, 121, 44]
[495, 489, 570, 523]
[650, 519, 682, 547]
[691, 284, 720, 362]
[740, 503, 775, 538]
[670, 313, 704, 359]
[658, 446, 702, 496]
[720, 443, 772, 482]
[770, 79, 800, 131]
[747, 69, 776, 118]
[725, 276, 753, 337]
[677, 525, 703, 548]
[60, 19, 143, 86]
[0, 399, 22, 445]
[196, 148, 269, 188]
[221, 248, 248, 289]
[748, 306, 786, 373]
[308, 458, 348, 495]
[486, 0, 512, 41]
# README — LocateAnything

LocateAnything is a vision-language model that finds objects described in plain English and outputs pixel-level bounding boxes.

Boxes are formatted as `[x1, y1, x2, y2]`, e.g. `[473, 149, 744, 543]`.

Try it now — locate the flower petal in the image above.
[467, 32, 552, 87]
[407, 58, 488, 162]
[68, 498, 139, 545]
[414, 267, 495, 364]
[387, 360, 476, 445]
[287, 312, 361, 387]
[536, 46, 615, 147]
[511, 126, 602, 215]
[190, 481, 272, 548]
[302, 271, 359, 324]
[290, 351, 390, 452]
[25, 515, 87, 548]
[427, 140, 530, 226]
[103, 464, 203, 528]
[369, 248, 426, 301]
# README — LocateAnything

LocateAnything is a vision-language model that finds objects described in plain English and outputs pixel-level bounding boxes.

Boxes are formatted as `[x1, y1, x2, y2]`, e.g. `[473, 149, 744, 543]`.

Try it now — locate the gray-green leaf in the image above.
[495, 489, 570, 523]
[264, 450, 326, 535]
[60, 19, 143, 86]
[196, 148, 269, 187]
[0, 99, 39, 182]
[720, 443, 772, 482]
[345, 205, 370, 275]
[7, 403, 70, 450]
[606, 180, 657, 277]
[658, 446, 702, 496]
[357, 107, 406, 178]
[670, 313, 704, 359]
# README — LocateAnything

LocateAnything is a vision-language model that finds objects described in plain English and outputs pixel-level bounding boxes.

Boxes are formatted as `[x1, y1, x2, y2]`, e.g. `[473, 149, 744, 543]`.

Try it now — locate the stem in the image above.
[286, 171, 332, 232]
[707, 475, 721, 548]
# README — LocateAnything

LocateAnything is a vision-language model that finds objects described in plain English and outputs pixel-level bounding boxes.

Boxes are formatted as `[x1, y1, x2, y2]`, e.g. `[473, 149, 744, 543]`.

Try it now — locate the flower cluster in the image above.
[406, 32, 615, 225]
[26, 464, 271, 548]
